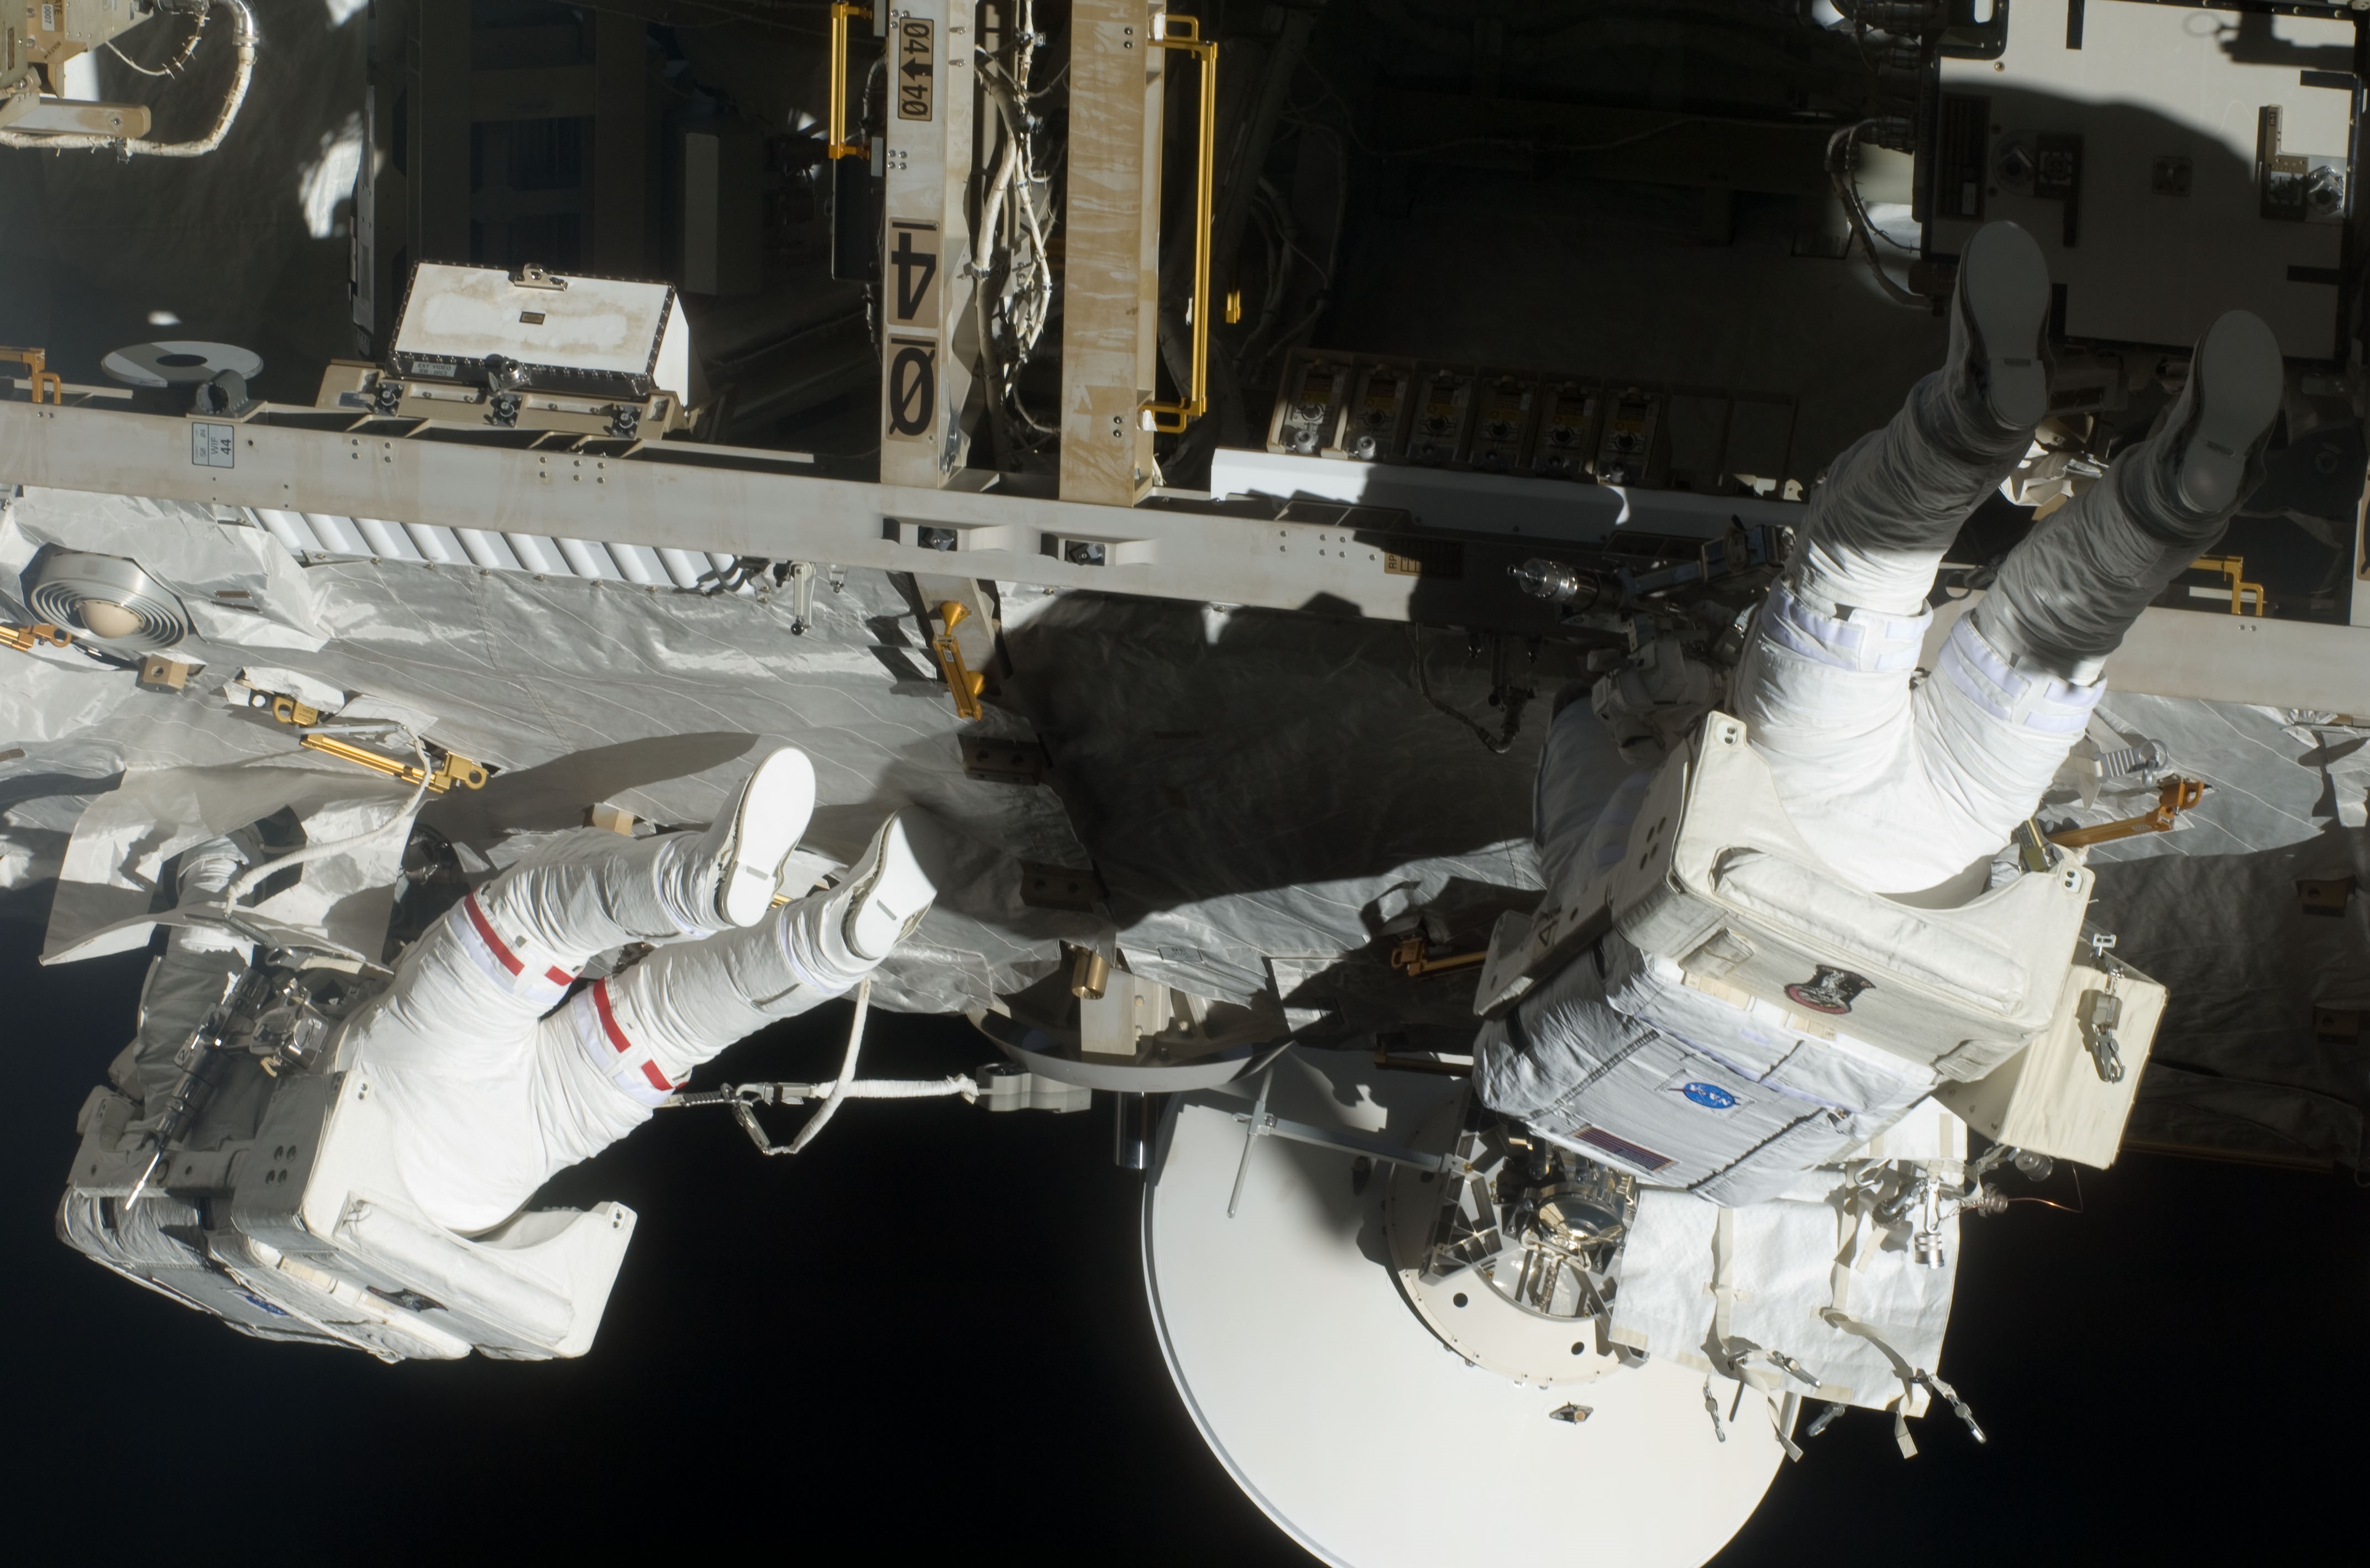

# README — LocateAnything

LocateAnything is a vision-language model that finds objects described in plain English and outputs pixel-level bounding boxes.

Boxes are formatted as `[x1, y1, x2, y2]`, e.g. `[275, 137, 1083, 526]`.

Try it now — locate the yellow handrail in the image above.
[0, 345, 62, 405]
[1141, 15, 1218, 434]
[932, 600, 987, 720]
[828, 3, 873, 160]
[2190, 554, 2265, 616]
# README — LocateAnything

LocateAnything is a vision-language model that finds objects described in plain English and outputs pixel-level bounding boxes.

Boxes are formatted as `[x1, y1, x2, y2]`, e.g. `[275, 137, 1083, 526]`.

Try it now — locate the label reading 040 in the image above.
[896, 17, 935, 122]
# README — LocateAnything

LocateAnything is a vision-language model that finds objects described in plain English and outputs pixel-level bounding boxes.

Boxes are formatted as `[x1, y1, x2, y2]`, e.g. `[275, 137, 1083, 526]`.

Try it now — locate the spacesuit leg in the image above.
[341, 749, 820, 1233]
[1770, 309, 2287, 890]
[1971, 310, 2286, 675]
[1900, 309, 2289, 858]
[1731, 222, 2053, 876]
[554, 813, 939, 1107]
[469, 745, 821, 966]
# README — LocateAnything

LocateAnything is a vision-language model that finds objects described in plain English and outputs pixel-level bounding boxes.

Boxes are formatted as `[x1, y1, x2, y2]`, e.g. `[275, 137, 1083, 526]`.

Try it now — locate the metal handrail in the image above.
[1141, 14, 1219, 434]
[1, 345, 62, 405]
[827, 3, 873, 160]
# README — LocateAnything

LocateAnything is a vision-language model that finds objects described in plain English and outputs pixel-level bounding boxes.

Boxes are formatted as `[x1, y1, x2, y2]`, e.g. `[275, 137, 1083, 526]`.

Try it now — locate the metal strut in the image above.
[1225, 1067, 1460, 1218]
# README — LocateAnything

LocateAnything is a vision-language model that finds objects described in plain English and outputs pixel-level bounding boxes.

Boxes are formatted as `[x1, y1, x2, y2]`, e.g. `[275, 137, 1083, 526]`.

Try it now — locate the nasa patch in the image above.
[1680, 1081, 1737, 1110]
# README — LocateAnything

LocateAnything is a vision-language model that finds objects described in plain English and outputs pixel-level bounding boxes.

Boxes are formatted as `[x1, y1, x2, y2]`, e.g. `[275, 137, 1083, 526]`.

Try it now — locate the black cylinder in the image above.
[1112, 1090, 1156, 1172]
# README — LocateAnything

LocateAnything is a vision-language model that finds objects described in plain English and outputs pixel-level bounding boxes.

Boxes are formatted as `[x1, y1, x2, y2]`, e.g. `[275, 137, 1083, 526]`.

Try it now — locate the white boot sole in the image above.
[2174, 311, 2283, 517]
[1961, 222, 2052, 431]
[717, 748, 817, 927]
[844, 814, 937, 961]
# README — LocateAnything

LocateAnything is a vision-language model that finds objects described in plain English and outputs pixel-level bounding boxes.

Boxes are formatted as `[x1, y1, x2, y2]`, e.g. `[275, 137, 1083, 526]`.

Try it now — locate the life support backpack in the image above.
[1474, 712, 2164, 1197]
[65, 1053, 634, 1362]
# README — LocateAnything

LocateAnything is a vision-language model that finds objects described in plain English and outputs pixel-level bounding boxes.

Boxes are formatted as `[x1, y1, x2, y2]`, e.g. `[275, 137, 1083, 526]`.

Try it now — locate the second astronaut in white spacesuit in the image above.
[342, 749, 936, 1235]
[1481, 220, 2287, 1197]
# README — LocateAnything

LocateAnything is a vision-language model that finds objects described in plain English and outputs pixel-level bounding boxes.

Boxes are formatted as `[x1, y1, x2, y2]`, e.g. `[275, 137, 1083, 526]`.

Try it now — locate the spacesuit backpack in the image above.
[1475, 712, 2165, 1199]
[60, 953, 634, 1361]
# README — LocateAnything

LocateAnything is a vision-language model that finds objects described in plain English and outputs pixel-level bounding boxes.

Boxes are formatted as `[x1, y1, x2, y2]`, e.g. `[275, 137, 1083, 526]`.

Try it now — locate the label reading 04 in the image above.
[896, 17, 935, 121]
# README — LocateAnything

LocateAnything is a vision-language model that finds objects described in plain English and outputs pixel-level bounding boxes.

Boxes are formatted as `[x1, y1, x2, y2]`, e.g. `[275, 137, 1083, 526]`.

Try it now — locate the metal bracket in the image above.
[2046, 777, 2205, 848]
[251, 687, 490, 793]
[1225, 1068, 1458, 1218]
[1, 621, 70, 653]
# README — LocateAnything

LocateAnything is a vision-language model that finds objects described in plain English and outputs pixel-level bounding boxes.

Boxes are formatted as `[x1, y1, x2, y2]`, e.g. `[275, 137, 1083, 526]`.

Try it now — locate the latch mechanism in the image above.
[250, 689, 490, 794]
[1, 621, 71, 653]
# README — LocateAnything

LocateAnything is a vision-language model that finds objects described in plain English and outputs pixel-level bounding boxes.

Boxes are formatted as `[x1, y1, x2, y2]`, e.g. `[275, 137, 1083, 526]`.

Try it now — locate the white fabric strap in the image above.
[1937, 613, 2103, 734]
[1760, 583, 1929, 674]
[448, 891, 578, 1011]
[565, 978, 681, 1109]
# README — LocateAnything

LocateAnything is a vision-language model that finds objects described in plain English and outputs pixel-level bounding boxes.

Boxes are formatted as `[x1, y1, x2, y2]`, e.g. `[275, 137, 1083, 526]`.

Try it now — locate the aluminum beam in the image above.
[0, 400, 1545, 627]
[6, 397, 2368, 712]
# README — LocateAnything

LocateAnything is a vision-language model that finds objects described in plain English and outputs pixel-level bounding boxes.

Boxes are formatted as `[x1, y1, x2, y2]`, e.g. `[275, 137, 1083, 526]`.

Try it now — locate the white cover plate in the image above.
[394, 264, 672, 379]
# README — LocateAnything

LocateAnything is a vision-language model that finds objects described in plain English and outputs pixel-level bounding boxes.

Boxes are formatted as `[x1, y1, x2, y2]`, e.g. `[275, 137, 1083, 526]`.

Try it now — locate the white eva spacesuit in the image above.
[347, 748, 937, 1234]
[1479, 221, 2287, 1203]
[57, 747, 938, 1359]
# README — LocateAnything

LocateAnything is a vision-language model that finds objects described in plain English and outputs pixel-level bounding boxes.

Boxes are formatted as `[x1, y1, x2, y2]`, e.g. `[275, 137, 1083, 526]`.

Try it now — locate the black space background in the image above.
[7, 922, 2367, 1565]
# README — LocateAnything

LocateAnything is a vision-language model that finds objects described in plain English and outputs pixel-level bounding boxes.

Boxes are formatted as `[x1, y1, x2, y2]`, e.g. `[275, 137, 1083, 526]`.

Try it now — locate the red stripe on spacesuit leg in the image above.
[640, 1060, 675, 1092]
[546, 966, 574, 987]
[590, 978, 635, 1053]
[462, 893, 525, 976]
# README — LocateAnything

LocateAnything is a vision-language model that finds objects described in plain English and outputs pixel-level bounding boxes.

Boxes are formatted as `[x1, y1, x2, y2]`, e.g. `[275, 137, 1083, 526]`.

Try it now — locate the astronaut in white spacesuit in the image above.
[344, 747, 936, 1235]
[1481, 219, 2286, 1196]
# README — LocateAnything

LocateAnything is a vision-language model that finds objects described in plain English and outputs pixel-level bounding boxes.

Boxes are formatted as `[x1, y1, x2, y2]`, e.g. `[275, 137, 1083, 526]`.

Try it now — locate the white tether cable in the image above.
[0, 1, 257, 157]
[784, 974, 873, 1155]
[222, 721, 433, 906]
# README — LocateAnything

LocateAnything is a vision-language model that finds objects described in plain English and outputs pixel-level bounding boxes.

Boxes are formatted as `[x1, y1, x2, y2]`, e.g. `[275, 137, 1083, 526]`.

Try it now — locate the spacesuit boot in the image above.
[572, 812, 941, 1101]
[1778, 218, 2053, 619]
[815, 811, 939, 977]
[1969, 308, 2285, 678]
[1930, 216, 2056, 455]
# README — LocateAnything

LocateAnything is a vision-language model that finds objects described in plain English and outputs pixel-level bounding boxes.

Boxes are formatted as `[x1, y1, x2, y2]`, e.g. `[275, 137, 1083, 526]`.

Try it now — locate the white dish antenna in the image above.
[1143, 1050, 1785, 1568]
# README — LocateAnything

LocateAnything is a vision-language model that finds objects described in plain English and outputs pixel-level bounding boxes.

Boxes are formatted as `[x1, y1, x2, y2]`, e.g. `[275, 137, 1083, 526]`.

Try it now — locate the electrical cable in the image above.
[1, 0, 256, 158]
[1827, 120, 1927, 308]
[223, 722, 433, 906]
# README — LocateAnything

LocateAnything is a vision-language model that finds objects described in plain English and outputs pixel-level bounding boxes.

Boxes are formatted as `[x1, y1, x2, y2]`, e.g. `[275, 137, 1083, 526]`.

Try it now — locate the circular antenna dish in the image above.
[101, 340, 265, 389]
[28, 551, 192, 652]
[1144, 1052, 1784, 1568]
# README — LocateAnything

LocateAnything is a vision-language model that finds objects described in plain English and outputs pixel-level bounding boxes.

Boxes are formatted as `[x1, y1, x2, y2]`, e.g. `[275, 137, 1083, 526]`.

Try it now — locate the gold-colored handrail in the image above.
[2190, 554, 2265, 616]
[827, 3, 873, 160]
[300, 733, 489, 794]
[1, 345, 63, 406]
[932, 600, 987, 720]
[1141, 15, 1218, 434]
[2046, 777, 2205, 849]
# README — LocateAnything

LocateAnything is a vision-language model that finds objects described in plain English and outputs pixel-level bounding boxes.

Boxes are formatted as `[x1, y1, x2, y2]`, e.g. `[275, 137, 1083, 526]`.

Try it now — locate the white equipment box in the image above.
[390, 262, 691, 402]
